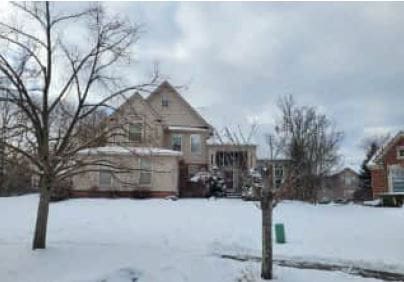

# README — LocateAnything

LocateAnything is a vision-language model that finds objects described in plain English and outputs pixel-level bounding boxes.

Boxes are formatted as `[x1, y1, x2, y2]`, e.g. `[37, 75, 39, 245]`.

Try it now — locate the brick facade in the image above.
[70, 190, 176, 198]
[370, 133, 404, 198]
[371, 169, 387, 198]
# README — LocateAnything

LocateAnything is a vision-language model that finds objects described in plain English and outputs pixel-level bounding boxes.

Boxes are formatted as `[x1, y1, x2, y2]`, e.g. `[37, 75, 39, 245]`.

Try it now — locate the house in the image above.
[256, 158, 289, 189]
[318, 168, 359, 201]
[72, 81, 214, 198]
[368, 131, 404, 199]
[256, 159, 359, 201]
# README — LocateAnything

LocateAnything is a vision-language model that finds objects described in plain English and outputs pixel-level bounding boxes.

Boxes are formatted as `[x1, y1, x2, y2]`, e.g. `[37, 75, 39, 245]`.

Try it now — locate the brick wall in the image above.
[371, 169, 387, 198]
[371, 136, 404, 198]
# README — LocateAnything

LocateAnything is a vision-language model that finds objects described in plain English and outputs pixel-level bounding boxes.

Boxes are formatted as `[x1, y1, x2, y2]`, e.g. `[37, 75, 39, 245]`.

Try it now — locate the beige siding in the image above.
[108, 93, 164, 147]
[147, 85, 208, 128]
[164, 130, 210, 165]
[72, 154, 179, 193]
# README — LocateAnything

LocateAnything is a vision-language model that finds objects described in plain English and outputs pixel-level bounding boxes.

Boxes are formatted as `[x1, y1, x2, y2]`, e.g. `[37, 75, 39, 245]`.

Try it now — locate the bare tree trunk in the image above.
[261, 178, 273, 279]
[32, 177, 51, 250]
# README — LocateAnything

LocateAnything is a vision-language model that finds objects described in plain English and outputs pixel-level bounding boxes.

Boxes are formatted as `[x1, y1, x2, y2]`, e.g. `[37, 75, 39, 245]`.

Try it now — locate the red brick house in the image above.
[368, 131, 404, 199]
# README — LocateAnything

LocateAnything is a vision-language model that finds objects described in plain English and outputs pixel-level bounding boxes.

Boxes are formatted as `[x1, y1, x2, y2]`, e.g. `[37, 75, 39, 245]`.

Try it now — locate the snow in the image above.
[167, 126, 208, 132]
[363, 199, 382, 206]
[77, 146, 182, 157]
[1, 195, 403, 281]
[207, 129, 257, 146]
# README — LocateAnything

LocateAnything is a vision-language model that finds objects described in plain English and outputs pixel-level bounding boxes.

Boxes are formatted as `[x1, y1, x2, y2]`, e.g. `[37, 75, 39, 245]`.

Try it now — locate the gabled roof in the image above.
[146, 81, 212, 129]
[110, 91, 162, 122]
[368, 131, 404, 168]
[331, 167, 359, 177]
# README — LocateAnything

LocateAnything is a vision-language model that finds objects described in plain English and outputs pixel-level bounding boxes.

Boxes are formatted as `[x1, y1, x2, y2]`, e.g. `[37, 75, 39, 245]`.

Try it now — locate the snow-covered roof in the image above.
[368, 131, 404, 168]
[167, 126, 209, 132]
[331, 167, 359, 177]
[77, 146, 183, 157]
[207, 129, 257, 146]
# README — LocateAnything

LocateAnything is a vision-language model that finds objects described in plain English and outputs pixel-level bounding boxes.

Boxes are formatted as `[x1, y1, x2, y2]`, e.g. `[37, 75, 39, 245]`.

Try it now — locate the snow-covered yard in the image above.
[1, 195, 403, 282]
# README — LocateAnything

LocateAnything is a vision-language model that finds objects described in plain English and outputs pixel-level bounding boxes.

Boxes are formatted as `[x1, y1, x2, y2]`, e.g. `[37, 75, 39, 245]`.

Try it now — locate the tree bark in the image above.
[32, 178, 51, 250]
[261, 182, 273, 279]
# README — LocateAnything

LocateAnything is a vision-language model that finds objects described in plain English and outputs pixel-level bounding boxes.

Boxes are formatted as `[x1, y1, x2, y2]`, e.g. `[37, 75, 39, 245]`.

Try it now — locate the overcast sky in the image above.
[3, 2, 404, 169]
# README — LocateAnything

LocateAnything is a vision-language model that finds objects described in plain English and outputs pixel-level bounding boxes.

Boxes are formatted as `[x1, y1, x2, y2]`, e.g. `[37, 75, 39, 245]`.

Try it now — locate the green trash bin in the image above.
[275, 223, 286, 244]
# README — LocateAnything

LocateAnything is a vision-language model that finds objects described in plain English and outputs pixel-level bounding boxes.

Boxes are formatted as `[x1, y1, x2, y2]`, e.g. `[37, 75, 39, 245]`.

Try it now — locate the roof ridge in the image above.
[146, 81, 212, 129]
[368, 130, 404, 166]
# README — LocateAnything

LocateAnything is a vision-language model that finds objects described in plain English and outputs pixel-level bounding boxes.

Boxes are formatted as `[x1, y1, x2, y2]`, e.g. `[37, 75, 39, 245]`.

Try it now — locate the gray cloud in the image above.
[106, 2, 404, 169]
[7, 2, 403, 169]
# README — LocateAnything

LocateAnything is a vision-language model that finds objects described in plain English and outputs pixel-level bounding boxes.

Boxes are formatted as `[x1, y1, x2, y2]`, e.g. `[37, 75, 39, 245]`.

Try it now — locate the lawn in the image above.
[1, 195, 403, 282]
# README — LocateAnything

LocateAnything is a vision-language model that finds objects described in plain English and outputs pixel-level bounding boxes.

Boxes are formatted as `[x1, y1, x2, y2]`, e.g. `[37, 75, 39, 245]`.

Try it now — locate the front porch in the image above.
[378, 192, 404, 207]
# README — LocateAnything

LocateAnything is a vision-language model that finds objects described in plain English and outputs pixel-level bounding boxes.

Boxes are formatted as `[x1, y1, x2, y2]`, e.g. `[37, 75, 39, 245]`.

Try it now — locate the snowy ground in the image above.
[1, 195, 403, 282]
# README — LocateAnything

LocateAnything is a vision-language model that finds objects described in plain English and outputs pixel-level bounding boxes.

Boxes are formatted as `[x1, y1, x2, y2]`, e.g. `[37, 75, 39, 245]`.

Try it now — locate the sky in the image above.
[2, 2, 404, 170]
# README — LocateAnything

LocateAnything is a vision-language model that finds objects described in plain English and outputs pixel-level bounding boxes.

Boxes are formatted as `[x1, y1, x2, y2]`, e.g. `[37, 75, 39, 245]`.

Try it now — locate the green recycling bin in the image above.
[275, 223, 286, 244]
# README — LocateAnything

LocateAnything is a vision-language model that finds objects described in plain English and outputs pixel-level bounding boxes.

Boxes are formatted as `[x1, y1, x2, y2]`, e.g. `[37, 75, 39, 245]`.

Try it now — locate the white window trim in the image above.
[162, 96, 169, 107]
[190, 134, 202, 154]
[171, 134, 183, 152]
[128, 123, 143, 143]
[138, 158, 153, 186]
[397, 146, 404, 160]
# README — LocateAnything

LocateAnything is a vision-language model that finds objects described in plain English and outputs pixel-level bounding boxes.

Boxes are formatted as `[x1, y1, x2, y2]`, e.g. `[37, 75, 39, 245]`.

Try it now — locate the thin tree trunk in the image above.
[32, 178, 51, 250]
[261, 178, 273, 279]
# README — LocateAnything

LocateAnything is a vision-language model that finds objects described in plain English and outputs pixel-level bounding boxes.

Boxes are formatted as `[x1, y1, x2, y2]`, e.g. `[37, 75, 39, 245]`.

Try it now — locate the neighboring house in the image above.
[71, 81, 216, 198]
[368, 131, 404, 199]
[256, 158, 289, 189]
[207, 132, 257, 195]
[256, 160, 359, 201]
[319, 168, 359, 201]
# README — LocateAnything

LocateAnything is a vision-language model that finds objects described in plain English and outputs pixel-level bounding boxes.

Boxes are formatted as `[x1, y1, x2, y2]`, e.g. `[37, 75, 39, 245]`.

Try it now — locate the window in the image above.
[139, 158, 152, 185]
[99, 170, 112, 187]
[274, 165, 284, 178]
[162, 97, 169, 107]
[190, 134, 202, 154]
[171, 134, 182, 151]
[390, 165, 404, 192]
[275, 178, 282, 189]
[129, 123, 142, 142]
[398, 147, 404, 159]
[345, 176, 353, 186]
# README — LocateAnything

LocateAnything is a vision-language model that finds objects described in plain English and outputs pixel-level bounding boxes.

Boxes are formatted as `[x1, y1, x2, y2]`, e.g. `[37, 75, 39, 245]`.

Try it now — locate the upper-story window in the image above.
[162, 97, 169, 107]
[190, 134, 202, 154]
[171, 134, 182, 151]
[129, 123, 142, 142]
[397, 147, 404, 159]
[274, 165, 284, 178]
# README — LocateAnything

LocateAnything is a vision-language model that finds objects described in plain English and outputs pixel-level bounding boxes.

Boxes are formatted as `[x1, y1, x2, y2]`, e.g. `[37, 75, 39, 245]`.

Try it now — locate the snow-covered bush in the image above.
[190, 167, 226, 197]
[241, 169, 263, 201]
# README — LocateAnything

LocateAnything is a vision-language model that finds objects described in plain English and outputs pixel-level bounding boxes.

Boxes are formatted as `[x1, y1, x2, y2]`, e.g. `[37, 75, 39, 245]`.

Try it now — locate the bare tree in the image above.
[260, 95, 342, 279]
[260, 133, 289, 280]
[275, 95, 343, 202]
[0, 2, 157, 249]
